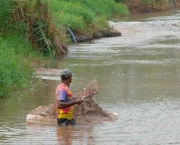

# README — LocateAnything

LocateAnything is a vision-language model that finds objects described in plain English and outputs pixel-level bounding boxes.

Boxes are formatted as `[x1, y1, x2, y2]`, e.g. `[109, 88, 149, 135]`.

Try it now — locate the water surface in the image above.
[1, 10, 180, 145]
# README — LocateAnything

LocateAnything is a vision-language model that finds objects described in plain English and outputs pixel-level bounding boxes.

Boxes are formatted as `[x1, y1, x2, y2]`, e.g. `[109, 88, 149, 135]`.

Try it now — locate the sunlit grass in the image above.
[47, 0, 129, 35]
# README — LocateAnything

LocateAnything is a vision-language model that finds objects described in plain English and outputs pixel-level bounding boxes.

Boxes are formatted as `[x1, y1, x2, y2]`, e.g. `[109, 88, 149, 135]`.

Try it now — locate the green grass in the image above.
[53, 12, 87, 32]
[47, 0, 129, 35]
[0, 1, 35, 97]
[0, 34, 42, 97]
[0, 0, 129, 97]
[0, 0, 13, 28]
[79, 0, 129, 18]
[48, 0, 96, 35]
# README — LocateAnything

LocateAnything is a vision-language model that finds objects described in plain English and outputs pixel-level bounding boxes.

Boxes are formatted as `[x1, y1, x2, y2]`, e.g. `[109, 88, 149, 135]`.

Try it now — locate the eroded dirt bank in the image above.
[74, 28, 121, 43]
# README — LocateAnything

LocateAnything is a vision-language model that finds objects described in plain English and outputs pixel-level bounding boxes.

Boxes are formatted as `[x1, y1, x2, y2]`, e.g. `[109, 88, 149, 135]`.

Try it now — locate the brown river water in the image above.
[1, 10, 180, 145]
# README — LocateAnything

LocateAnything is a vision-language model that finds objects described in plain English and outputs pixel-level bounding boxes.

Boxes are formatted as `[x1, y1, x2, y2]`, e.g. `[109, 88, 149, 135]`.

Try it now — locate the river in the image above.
[0, 10, 180, 145]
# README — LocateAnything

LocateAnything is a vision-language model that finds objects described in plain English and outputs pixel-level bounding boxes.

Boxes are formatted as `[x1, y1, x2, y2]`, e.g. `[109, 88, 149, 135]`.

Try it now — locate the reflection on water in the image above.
[1, 10, 180, 144]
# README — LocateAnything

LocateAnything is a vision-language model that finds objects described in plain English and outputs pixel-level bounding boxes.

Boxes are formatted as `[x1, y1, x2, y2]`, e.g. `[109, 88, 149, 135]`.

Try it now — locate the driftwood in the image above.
[26, 79, 118, 125]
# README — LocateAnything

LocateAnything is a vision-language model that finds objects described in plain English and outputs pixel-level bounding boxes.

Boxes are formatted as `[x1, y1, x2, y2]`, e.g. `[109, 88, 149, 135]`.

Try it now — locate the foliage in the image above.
[48, 0, 95, 35]
[51, 1, 94, 24]
[115, 0, 126, 2]
[47, 0, 129, 35]
[0, 1, 48, 97]
[0, 0, 13, 28]
[82, 0, 128, 17]
[92, 16, 109, 32]
[53, 12, 87, 32]
[76, 0, 129, 18]
[3, 0, 68, 58]
[0, 35, 34, 97]
[1, 0, 129, 57]
[0, 0, 129, 97]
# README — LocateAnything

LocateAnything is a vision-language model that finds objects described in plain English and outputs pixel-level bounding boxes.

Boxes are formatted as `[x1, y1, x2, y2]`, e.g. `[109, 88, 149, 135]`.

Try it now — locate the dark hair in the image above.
[61, 75, 71, 81]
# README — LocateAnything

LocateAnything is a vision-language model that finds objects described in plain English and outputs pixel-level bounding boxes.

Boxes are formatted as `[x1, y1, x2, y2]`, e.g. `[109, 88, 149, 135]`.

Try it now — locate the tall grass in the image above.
[2, 0, 69, 58]
[0, 0, 13, 28]
[0, 0, 129, 97]
[0, 1, 46, 97]
[47, 0, 129, 35]
[2, 0, 129, 56]
[48, 0, 96, 35]
[0, 34, 36, 97]
[78, 0, 129, 18]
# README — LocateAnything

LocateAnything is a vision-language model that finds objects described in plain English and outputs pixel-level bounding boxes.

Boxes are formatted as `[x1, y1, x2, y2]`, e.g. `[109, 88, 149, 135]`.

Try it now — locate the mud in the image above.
[74, 98, 113, 123]
[74, 28, 121, 42]
[26, 97, 117, 125]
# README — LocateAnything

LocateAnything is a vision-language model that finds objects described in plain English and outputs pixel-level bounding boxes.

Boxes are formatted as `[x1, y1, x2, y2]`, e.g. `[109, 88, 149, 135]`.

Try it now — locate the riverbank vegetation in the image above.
[0, 35, 40, 97]
[48, 0, 129, 35]
[0, 0, 178, 98]
[0, 0, 128, 97]
[116, 0, 178, 13]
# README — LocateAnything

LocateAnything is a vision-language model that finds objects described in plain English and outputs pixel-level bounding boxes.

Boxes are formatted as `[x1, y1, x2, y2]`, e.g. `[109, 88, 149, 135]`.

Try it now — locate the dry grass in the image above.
[125, 0, 172, 13]
[10, 0, 68, 58]
[173, 0, 180, 8]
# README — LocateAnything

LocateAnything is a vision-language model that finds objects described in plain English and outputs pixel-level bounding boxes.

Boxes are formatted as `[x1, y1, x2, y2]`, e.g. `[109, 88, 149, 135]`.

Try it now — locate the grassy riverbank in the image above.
[0, 0, 177, 98]
[0, 0, 128, 97]
[0, 1, 48, 97]
[0, 34, 45, 97]
[47, 0, 129, 35]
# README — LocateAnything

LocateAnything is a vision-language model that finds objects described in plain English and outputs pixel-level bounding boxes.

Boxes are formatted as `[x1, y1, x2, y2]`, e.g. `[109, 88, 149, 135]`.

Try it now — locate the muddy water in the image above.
[1, 10, 180, 144]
